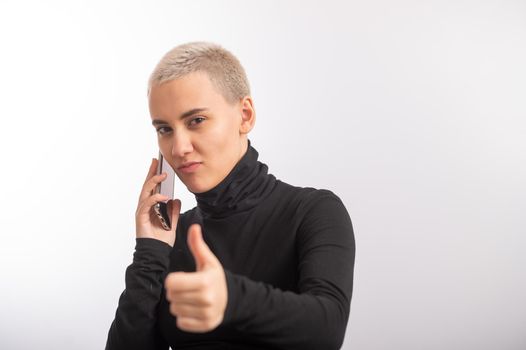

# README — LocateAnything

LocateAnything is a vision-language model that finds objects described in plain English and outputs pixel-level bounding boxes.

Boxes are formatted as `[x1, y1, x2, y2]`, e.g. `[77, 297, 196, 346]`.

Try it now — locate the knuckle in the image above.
[153, 193, 166, 200]
[164, 273, 176, 288]
[202, 291, 214, 306]
[177, 317, 188, 330]
[203, 308, 215, 321]
[200, 274, 211, 288]
[150, 173, 164, 183]
[165, 291, 171, 302]
[203, 318, 215, 330]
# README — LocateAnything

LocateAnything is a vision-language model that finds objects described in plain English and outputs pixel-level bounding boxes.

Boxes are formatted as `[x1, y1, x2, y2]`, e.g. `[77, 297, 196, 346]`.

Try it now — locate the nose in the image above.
[171, 130, 194, 159]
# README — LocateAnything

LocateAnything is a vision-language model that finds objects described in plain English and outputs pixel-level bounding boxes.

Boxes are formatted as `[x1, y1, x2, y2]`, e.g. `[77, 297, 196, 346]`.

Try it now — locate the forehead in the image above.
[148, 71, 226, 116]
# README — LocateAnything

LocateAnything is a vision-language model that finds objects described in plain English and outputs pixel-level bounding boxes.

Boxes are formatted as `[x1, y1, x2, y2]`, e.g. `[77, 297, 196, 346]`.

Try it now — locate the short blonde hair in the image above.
[147, 41, 251, 104]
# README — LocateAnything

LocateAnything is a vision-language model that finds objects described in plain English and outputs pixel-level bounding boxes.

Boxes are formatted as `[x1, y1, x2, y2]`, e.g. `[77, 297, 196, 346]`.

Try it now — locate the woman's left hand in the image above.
[164, 224, 228, 332]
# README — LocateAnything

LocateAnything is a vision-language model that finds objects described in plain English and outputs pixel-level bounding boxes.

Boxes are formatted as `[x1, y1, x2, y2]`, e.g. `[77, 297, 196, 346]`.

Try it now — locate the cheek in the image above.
[158, 140, 174, 165]
[158, 136, 172, 149]
[203, 119, 238, 151]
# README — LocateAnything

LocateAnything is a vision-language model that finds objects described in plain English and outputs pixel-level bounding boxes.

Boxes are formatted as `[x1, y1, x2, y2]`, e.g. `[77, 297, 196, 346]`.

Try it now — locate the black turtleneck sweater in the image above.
[106, 140, 355, 350]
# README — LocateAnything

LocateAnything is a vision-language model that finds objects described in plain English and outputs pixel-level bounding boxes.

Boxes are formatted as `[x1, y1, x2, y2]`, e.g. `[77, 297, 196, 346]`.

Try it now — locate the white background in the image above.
[0, 0, 525, 349]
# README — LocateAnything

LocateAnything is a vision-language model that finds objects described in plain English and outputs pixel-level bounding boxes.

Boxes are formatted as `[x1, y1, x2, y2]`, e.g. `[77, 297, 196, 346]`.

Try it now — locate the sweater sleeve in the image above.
[105, 238, 173, 350]
[221, 190, 355, 350]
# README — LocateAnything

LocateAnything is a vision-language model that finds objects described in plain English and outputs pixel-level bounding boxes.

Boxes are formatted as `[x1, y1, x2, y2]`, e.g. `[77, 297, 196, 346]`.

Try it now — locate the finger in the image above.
[138, 172, 168, 203]
[164, 271, 207, 292]
[145, 158, 157, 180]
[141, 158, 158, 191]
[169, 303, 207, 320]
[166, 289, 211, 306]
[187, 224, 219, 271]
[136, 193, 170, 217]
[138, 172, 168, 205]
[176, 316, 212, 333]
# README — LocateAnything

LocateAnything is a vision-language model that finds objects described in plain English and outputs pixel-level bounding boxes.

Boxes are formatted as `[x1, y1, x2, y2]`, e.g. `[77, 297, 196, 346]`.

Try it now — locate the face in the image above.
[148, 71, 255, 193]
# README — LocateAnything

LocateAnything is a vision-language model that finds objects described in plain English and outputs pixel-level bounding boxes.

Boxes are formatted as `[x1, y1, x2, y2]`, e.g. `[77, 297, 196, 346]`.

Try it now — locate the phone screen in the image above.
[156, 151, 175, 200]
[154, 151, 176, 230]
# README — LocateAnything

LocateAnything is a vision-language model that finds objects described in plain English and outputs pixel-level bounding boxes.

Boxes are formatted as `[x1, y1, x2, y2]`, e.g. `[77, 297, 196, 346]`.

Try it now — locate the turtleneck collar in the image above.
[193, 139, 277, 219]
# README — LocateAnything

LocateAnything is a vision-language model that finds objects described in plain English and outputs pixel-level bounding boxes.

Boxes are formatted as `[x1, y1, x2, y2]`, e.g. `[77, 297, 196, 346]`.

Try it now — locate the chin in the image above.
[184, 180, 210, 194]
[176, 174, 202, 193]
[181, 173, 220, 194]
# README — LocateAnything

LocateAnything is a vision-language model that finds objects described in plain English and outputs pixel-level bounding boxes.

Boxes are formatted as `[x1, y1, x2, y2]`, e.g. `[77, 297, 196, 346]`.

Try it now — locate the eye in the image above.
[189, 116, 205, 127]
[156, 126, 172, 135]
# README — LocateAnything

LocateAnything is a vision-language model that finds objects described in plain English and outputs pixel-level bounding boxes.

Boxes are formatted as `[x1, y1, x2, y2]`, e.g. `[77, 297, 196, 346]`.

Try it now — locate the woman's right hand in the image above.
[135, 158, 181, 247]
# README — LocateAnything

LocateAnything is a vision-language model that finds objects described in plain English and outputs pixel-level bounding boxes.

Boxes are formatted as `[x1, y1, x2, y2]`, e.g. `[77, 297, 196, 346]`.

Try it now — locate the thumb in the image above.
[187, 223, 219, 271]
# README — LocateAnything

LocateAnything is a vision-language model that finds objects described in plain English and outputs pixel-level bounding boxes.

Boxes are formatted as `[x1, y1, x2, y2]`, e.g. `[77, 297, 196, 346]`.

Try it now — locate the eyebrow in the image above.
[151, 107, 209, 126]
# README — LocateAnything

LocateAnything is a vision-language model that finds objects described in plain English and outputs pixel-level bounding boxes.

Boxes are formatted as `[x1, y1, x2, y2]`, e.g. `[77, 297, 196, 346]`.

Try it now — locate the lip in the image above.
[178, 162, 202, 174]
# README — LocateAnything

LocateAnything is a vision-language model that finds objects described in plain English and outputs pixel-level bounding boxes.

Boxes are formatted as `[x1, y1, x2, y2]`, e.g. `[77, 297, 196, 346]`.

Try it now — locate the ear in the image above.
[238, 96, 256, 135]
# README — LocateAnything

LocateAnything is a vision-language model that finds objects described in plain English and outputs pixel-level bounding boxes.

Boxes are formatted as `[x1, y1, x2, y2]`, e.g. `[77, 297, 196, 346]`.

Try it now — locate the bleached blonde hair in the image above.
[147, 41, 251, 104]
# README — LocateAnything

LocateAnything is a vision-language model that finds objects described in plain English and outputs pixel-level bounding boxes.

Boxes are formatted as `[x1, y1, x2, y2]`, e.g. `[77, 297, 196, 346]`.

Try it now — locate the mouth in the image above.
[178, 162, 202, 174]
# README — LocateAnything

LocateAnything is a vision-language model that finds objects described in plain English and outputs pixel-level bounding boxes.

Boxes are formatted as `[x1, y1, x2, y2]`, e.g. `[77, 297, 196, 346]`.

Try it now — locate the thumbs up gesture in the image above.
[164, 224, 228, 332]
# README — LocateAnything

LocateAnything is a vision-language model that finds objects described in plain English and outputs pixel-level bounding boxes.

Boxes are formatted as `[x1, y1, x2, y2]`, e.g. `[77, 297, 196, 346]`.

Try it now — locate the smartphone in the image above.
[153, 151, 176, 230]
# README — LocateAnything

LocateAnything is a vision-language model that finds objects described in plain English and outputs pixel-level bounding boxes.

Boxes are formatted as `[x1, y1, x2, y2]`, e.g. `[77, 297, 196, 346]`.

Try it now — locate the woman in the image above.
[106, 42, 355, 350]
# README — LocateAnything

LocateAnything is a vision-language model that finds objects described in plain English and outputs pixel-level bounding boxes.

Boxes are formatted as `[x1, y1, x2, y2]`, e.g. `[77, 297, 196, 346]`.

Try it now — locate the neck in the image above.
[193, 139, 277, 219]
